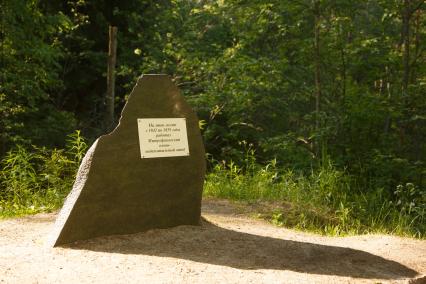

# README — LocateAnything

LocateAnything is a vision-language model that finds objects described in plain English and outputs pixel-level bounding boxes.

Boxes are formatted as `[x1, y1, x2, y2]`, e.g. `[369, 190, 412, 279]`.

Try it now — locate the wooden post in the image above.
[106, 26, 117, 131]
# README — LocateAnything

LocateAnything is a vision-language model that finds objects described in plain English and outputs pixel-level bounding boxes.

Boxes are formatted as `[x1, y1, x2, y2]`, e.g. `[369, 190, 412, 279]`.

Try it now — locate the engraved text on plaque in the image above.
[137, 118, 190, 158]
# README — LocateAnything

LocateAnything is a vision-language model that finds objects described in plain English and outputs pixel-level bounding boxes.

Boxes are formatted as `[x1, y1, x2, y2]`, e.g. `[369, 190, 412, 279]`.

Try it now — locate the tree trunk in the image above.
[313, 0, 321, 157]
[106, 26, 118, 131]
[339, 24, 346, 99]
[402, 0, 410, 94]
[412, 8, 422, 82]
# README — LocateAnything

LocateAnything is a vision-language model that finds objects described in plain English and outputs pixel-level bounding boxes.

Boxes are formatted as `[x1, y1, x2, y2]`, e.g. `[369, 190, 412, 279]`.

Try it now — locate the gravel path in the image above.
[1, 198, 425, 284]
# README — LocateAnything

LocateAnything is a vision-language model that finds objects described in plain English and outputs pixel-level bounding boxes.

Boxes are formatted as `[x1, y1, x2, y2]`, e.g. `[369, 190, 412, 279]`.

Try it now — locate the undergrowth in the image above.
[0, 131, 87, 217]
[204, 144, 425, 239]
[1, 133, 424, 239]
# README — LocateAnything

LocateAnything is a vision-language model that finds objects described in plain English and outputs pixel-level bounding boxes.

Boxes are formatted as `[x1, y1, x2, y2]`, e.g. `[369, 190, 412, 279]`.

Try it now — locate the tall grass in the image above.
[0, 131, 87, 217]
[1, 132, 424, 239]
[204, 148, 425, 238]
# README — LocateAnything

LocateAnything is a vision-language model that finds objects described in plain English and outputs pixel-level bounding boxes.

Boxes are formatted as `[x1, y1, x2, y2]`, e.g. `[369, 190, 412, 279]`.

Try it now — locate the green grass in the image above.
[0, 131, 86, 218]
[1, 132, 424, 239]
[204, 158, 425, 239]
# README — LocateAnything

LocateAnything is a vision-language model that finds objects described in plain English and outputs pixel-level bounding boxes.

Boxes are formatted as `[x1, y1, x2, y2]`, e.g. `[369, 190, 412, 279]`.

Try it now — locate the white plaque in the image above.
[137, 118, 190, 158]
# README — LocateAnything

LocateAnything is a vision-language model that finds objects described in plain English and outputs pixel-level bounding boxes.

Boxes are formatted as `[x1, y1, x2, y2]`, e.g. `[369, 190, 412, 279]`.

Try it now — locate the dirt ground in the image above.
[1, 198, 425, 284]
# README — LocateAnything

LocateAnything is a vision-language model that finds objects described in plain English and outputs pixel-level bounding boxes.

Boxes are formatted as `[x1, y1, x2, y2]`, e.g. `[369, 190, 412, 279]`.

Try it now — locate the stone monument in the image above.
[49, 74, 206, 246]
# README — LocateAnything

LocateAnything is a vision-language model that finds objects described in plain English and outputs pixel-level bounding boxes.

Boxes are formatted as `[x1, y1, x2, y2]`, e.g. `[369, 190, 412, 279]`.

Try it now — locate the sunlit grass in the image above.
[0, 131, 87, 218]
[204, 156, 425, 239]
[1, 132, 424, 239]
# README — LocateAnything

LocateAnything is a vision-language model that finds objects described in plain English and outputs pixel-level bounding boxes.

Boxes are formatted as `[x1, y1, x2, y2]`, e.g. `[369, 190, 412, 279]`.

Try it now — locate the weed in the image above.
[0, 131, 86, 217]
[204, 143, 425, 238]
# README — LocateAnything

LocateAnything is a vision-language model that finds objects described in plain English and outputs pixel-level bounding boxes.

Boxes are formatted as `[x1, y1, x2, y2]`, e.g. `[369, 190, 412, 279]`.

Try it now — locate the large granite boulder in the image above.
[49, 75, 206, 246]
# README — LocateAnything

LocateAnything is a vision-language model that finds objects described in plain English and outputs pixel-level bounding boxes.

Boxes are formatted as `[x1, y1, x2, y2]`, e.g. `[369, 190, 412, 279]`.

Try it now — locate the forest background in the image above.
[0, 0, 425, 237]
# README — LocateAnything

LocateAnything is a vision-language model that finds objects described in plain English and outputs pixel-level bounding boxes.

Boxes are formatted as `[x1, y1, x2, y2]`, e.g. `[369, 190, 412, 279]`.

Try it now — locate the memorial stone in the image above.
[49, 74, 206, 246]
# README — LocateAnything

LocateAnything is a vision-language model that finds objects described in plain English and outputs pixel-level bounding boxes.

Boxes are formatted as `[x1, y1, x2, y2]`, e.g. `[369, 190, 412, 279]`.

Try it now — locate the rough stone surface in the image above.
[49, 74, 206, 246]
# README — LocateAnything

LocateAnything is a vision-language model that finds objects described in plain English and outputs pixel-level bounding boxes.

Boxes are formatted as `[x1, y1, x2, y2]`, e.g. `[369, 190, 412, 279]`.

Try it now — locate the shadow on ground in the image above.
[65, 220, 418, 280]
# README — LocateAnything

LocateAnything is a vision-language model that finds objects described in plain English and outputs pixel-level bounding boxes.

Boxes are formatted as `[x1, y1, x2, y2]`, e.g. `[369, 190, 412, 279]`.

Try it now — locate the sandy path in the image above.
[0, 198, 425, 284]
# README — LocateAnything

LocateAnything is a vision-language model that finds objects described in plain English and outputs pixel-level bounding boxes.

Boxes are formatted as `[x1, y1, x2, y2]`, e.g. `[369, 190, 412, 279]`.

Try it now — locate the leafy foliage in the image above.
[0, 0, 425, 236]
[0, 0, 76, 150]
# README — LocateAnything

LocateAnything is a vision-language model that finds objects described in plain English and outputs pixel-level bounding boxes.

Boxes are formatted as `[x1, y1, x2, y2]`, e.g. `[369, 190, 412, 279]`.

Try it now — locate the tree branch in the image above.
[410, 0, 424, 16]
